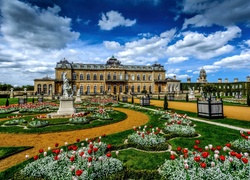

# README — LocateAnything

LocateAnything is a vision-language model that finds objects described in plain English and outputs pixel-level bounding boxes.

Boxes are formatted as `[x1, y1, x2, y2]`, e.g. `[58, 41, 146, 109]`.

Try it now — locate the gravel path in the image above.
[0, 108, 149, 172]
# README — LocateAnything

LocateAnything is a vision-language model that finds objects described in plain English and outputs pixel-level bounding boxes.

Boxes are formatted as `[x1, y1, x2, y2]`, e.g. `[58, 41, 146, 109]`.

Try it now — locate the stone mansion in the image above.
[34, 56, 250, 97]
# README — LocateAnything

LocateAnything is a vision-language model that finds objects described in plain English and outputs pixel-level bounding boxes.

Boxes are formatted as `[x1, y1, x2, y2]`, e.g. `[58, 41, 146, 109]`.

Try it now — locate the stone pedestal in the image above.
[57, 97, 76, 115]
[74, 96, 82, 103]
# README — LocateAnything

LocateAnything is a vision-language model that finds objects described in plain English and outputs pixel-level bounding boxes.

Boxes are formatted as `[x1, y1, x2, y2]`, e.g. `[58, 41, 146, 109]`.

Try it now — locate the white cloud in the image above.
[213, 52, 250, 69]
[103, 41, 122, 50]
[166, 26, 241, 59]
[167, 56, 189, 64]
[0, 0, 79, 50]
[182, 0, 250, 28]
[98, 10, 136, 30]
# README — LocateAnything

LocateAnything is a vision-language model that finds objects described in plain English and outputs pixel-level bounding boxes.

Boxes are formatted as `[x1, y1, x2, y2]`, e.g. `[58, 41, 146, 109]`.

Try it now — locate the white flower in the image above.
[81, 143, 84, 146]
[229, 157, 233, 162]
[244, 152, 249, 157]
[25, 154, 29, 159]
[170, 151, 175, 155]
[211, 162, 215, 167]
[65, 142, 68, 145]
[214, 154, 219, 159]
[48, 147, 51, 150]
[184, 164, 189, 169]
[43, 151, 47, 156]
[70, 165, 75, 171]
[86, 138, 88, 142]
[205, 146, 209, 150]
[99, 142, 102, 146]
[209, 144, 213, 149]
[184, 160, 188, 164]
[116, 151, 119, 156]
[87, 162, 91, 168]
[223, 146, 227, 151]
[60, 149, 64, 153]
[214, 150, 219, 154]
[240, 130, 243, 134]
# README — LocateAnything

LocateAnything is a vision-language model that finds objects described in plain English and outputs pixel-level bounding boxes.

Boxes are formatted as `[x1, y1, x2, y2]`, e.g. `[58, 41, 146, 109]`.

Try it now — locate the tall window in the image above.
[94, 85, 97, 94]
[43, 84, 47, 94]
[143, 74, 146, 81]
[48, 84, 52, 95]
[93, 74, 97, 80]
[37, 84, 41, 94]
[100, 86, 103, 93]
[80, 85, 83, 94]
[119, 85, 122, 93]
[158, 74, 161, 80]
[113, 73, 116, 80]
[87, 85, 90, 94]
[80, 74, 84, 80]
[125, 74, 128, 80]
[137, 74, 140, 81]
[143, 85, 146, 90]
[108, 85, 111, 92]
[125, 85, 129, 93]
[73, 85, 77, 93]
[148, 75, 151, 81]
[158, 85, 162, 93]
[72, 73, 77, 80]
[132, 74, 134, 81]
[149, 85, 152, 93]
[131, 85, 134, 93]
[107, 74, 111, 80]
[100, 74, 103, 80]
[87, 74, 90, 80]
[137, 85, 140, 93]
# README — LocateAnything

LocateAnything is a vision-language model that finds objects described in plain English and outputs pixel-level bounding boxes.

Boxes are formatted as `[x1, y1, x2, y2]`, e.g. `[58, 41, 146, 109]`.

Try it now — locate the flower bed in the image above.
[231, 130, 250, 152]
[128, 126, 166, 148]
[159, 140, 250, 180]
[69, 117, 90, 124]
[21, 140, 123, 180]
[163, 124, 196, 137]
[3, 119, 27, 126]
[28, 120, 49, 128]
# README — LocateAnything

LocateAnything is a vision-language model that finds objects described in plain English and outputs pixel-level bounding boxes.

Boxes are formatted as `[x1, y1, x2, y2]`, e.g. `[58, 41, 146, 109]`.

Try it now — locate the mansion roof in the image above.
[55, 57, 165, 71]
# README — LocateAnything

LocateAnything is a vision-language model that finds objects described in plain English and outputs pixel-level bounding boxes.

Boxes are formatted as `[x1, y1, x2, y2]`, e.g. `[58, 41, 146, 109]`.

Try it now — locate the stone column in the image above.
[10, 88, 14, 98]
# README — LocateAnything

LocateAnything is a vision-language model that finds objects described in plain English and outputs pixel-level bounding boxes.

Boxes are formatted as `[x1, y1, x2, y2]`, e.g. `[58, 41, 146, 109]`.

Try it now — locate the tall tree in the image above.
[163, 95, 168, 110]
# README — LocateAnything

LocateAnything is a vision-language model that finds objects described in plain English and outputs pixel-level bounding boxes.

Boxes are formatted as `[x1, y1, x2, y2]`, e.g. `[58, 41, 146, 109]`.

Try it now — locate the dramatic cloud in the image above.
[167, 56, 189, 64]
[103, 41, 122, 50]
[166, 26, 241, 59]
[182, 0, 250, 28]
[0, 0, 79, 49]
[213, 52, 250, 69]
[98, 10, 136, 30]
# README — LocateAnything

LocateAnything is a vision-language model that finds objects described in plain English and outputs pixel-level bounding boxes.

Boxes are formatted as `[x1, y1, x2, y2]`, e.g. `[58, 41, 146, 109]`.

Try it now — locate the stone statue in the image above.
[62, 72, 73, 98]
[188, 86, 195, 99]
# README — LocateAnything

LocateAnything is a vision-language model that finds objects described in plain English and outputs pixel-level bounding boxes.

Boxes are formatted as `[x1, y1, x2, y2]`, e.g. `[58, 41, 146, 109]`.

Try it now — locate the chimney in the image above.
[225, 78, 228, 83]
[173, 75, 176, 80]
[234, 78, 238, 82]
[187, 78, 191, 83]
[218, 78, 222, 83]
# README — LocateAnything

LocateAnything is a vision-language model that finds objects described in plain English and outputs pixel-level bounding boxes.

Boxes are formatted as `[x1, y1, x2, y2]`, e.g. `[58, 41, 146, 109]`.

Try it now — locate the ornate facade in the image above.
[34, 56, 170, 96]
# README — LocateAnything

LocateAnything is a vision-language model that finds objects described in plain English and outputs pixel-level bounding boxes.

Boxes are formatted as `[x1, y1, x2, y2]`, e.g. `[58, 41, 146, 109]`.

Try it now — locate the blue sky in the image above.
[0, 0, 250, 86]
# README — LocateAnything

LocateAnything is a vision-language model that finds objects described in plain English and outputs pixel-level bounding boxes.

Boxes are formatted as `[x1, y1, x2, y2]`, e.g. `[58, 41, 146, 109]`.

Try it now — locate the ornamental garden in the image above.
[0, 96, 250, 179]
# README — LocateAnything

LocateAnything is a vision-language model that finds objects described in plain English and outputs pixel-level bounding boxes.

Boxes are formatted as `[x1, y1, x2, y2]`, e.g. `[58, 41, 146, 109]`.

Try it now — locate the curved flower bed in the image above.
[231, 130, 250, 152]
[159, 141, 250, 180]
[69, 117, 90, 124]
[3, 119, 27, 125]
[163, 124, 196, 137]
[28, 120, 49, 128]
[21, 140, 123, 180]
[128, 126, 165, 147]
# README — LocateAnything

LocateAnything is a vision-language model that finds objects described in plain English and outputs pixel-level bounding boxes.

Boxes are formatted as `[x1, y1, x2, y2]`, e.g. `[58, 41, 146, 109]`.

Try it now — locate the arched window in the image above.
[149, 85, 152, 93]
[131, 85, 134, 93]
[72, 73, 77, 80]
[93, 74, 97, 80]
[120, 74, 123, 80]
[131, 74, 134, 81]
[137, 74, 140, 81]
[107, 74, 111, 80]
[113, 73, 116, 80]
[100, 74, 104, 80]
[148, 75, 151, 81]
[143, 75, 146, 81]
[80, 74, 84, 80]
[43, 84, 47, 94]
[87, 74, 90, 80]
[100, 86, 103, 93]
[158, 74, 161, 80]
[37, 84, 41, 94]
[80, 85, 83, 94]
[125, 85, 129, 93]
[119, 85, 122, 93]
[137, 85, 140, 93]
[94, 85, 97, 94]
[87, 85, 90, 94]
[143, 85, 146, 90]
[48, 84, 52, 95]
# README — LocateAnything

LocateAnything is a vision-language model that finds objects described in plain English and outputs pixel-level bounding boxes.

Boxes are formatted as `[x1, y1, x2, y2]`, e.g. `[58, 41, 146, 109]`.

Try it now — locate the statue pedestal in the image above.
[57, 97, 76, 115]
[74, 96, 82, 103]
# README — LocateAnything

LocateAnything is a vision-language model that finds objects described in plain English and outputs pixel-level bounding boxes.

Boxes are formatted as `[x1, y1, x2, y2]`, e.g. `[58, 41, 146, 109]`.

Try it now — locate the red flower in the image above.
[70, 156, 75, 162]
[79, 151, 84, 156]
[182, 149, 188, 154]
[88, 157, 92, 162]
[88, 149, 92, 155]
[216, 146, 222, 151]
[89, 144, 94, 149]
[242, 158, 248, 164]
[247, 131, 250, 135]
[194, 156, 200, 162]
[76, 169, 83, 176]
[200, 162, 206, 168]
[55, 143, 59, 147]
[230, 151, 236, 156]
[194, 145, 199, 150]
[241, 133, 245, 137]
[195, 140, 200, 144]
[102, 134, 106, 137]
[54, 156, 59, 160]
[198, 148, 203, 152]
[170, 155, 176, 160]
[39, 149, 44, 153]
[226, 143, 231, 148]
[202, 152, 209, 158]
[106, 153, 111, 158]
[76, 138, 80, 142]
[34, 155, 39, 160]
[93, 147, 98, 153]
[107, 144, 112, 150]
[236, 153, 242, 159]
[220, 155, 226, 161]
[177, 146, 182, 151]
